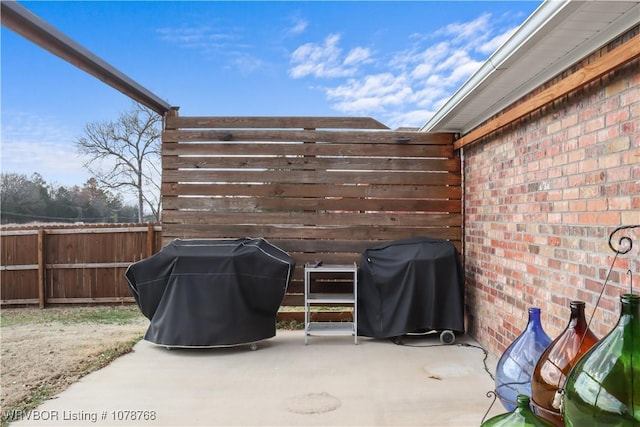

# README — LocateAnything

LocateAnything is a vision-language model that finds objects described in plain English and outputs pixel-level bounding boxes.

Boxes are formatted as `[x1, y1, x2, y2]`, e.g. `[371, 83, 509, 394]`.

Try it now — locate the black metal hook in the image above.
[481, 390, 499, 424]
[608, 224, 639, 255]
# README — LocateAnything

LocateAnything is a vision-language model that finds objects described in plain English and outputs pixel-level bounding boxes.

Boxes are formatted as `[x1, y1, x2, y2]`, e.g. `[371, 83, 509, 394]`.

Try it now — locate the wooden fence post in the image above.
[37, 228, 46, 308]
[146, 224, 154, 258]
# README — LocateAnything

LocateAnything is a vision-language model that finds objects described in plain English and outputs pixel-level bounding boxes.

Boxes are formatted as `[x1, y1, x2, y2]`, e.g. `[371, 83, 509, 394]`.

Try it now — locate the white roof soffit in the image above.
[1, 0, 173, 115]
[421, 0, 640, 134]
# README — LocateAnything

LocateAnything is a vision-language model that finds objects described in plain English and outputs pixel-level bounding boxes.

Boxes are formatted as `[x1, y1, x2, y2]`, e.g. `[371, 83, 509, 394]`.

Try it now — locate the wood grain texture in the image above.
[165, 116, 390, 130]
[162, 116, 462, 310]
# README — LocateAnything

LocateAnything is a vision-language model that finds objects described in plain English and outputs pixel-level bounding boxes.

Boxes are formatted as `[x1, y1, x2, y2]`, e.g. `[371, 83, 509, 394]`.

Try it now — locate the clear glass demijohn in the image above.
[494, 307, 552, 411]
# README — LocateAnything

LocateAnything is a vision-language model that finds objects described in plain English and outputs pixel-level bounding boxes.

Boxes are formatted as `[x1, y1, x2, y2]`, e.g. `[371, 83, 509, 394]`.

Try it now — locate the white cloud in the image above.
[2, 111, 71, 142]
[286, 10, 524, 128]
[230, 53, 266, 75]
[290, 34, 369, 78]
[327, 73, 413, 115]
[480, 27, 518, 55]
[332, 97, 386, 114]
[156, 26, 236, 48]
[448, 58, 484, 84]
[344, 47, 372, 66]
[413, 86, 450, 109]
[157, 24, 264, 73]
[1, 111, 90, 186]
[327, 73, 403, 99]
[288, 17, 308, 35]
[386, 109, 435, 130]
[438, 13, 492, 43]
[432, 49, 483, 86]
[1, 140, 88, 185]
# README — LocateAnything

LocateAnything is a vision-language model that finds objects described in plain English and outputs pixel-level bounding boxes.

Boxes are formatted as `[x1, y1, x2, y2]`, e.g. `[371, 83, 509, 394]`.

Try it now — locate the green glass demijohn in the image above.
[481, 394, 555, 426]
[562, 293, 640, 426]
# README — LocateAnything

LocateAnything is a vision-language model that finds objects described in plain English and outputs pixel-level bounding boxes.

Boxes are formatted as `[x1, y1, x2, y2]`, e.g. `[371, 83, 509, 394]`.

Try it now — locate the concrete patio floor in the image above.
[12, 331, 508, 427]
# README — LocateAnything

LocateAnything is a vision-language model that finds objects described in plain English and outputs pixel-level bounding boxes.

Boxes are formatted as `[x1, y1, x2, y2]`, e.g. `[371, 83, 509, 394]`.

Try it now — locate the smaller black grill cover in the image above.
[125, 238, 295, 347]
[357, 237, 464, 339]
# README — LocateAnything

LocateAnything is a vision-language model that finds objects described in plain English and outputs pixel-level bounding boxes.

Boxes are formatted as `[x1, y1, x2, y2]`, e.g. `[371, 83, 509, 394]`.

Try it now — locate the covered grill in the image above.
[357, 237, 465, 340]
[125, 238, 295, 348]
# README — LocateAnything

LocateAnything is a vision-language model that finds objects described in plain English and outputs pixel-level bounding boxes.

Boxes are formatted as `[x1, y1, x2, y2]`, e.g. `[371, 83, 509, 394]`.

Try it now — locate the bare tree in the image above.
[76, 103, 162, 222]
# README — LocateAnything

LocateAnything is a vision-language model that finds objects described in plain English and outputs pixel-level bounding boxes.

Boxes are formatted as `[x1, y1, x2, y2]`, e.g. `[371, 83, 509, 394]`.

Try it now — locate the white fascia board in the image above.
[457, 2, 640, 135]
[420, 0, 579, 133]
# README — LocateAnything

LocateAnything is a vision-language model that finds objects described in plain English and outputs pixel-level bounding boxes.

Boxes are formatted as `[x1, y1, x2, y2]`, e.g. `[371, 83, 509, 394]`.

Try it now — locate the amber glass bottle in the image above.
[530, 301, 599, 426]
[563, 293, 639, 426]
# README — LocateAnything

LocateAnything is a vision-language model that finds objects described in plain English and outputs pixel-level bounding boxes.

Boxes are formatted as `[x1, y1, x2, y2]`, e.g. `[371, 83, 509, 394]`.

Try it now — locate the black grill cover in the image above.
[357, 237, 465, 339]
[125, 238, 295, 347]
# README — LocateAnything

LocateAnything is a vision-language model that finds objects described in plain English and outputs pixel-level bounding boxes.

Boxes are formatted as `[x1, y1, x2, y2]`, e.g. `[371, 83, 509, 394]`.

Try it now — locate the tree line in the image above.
[0, 173, 141, 224]
[1, 103, 162, 225]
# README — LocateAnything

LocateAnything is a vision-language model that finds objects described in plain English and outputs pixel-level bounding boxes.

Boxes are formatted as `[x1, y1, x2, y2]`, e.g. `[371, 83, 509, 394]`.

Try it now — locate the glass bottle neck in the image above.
[619, 293, 639, 320]
[527, 308, 544, 331]
[568, 301, 588, 328]
[516, 395, 531, 408]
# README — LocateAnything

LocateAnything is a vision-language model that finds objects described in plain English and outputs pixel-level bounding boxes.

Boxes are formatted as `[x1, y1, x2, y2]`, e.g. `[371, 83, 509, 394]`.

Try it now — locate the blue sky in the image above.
[1, 0, 542, 189]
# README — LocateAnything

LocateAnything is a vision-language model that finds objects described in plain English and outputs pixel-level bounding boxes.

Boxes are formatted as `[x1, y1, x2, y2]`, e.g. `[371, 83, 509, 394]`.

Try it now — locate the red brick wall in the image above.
[463, 51, 639, 357]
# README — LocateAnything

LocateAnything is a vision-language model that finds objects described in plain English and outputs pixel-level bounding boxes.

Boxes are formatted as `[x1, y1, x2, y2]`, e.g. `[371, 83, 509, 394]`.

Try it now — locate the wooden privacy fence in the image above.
[1, 116, 462, 318]
[162, 114, 462, 309]
[1, 223, 161, 307]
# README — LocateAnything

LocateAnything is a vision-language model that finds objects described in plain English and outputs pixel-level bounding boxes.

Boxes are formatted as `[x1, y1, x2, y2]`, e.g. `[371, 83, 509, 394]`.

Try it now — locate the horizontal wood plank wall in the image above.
[163, 115, 461, 308]
[0, 224, 162, 306]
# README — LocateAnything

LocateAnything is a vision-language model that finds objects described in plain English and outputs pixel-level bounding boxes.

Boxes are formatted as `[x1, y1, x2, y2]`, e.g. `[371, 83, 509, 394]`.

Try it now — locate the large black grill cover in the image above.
[125, 238, 295, 347]
[357, 237, 465, 339]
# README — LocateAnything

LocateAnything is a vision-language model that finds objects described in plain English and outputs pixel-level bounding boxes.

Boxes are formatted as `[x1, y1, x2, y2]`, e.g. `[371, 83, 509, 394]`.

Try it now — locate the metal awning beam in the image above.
[1, 1, 173, 115]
